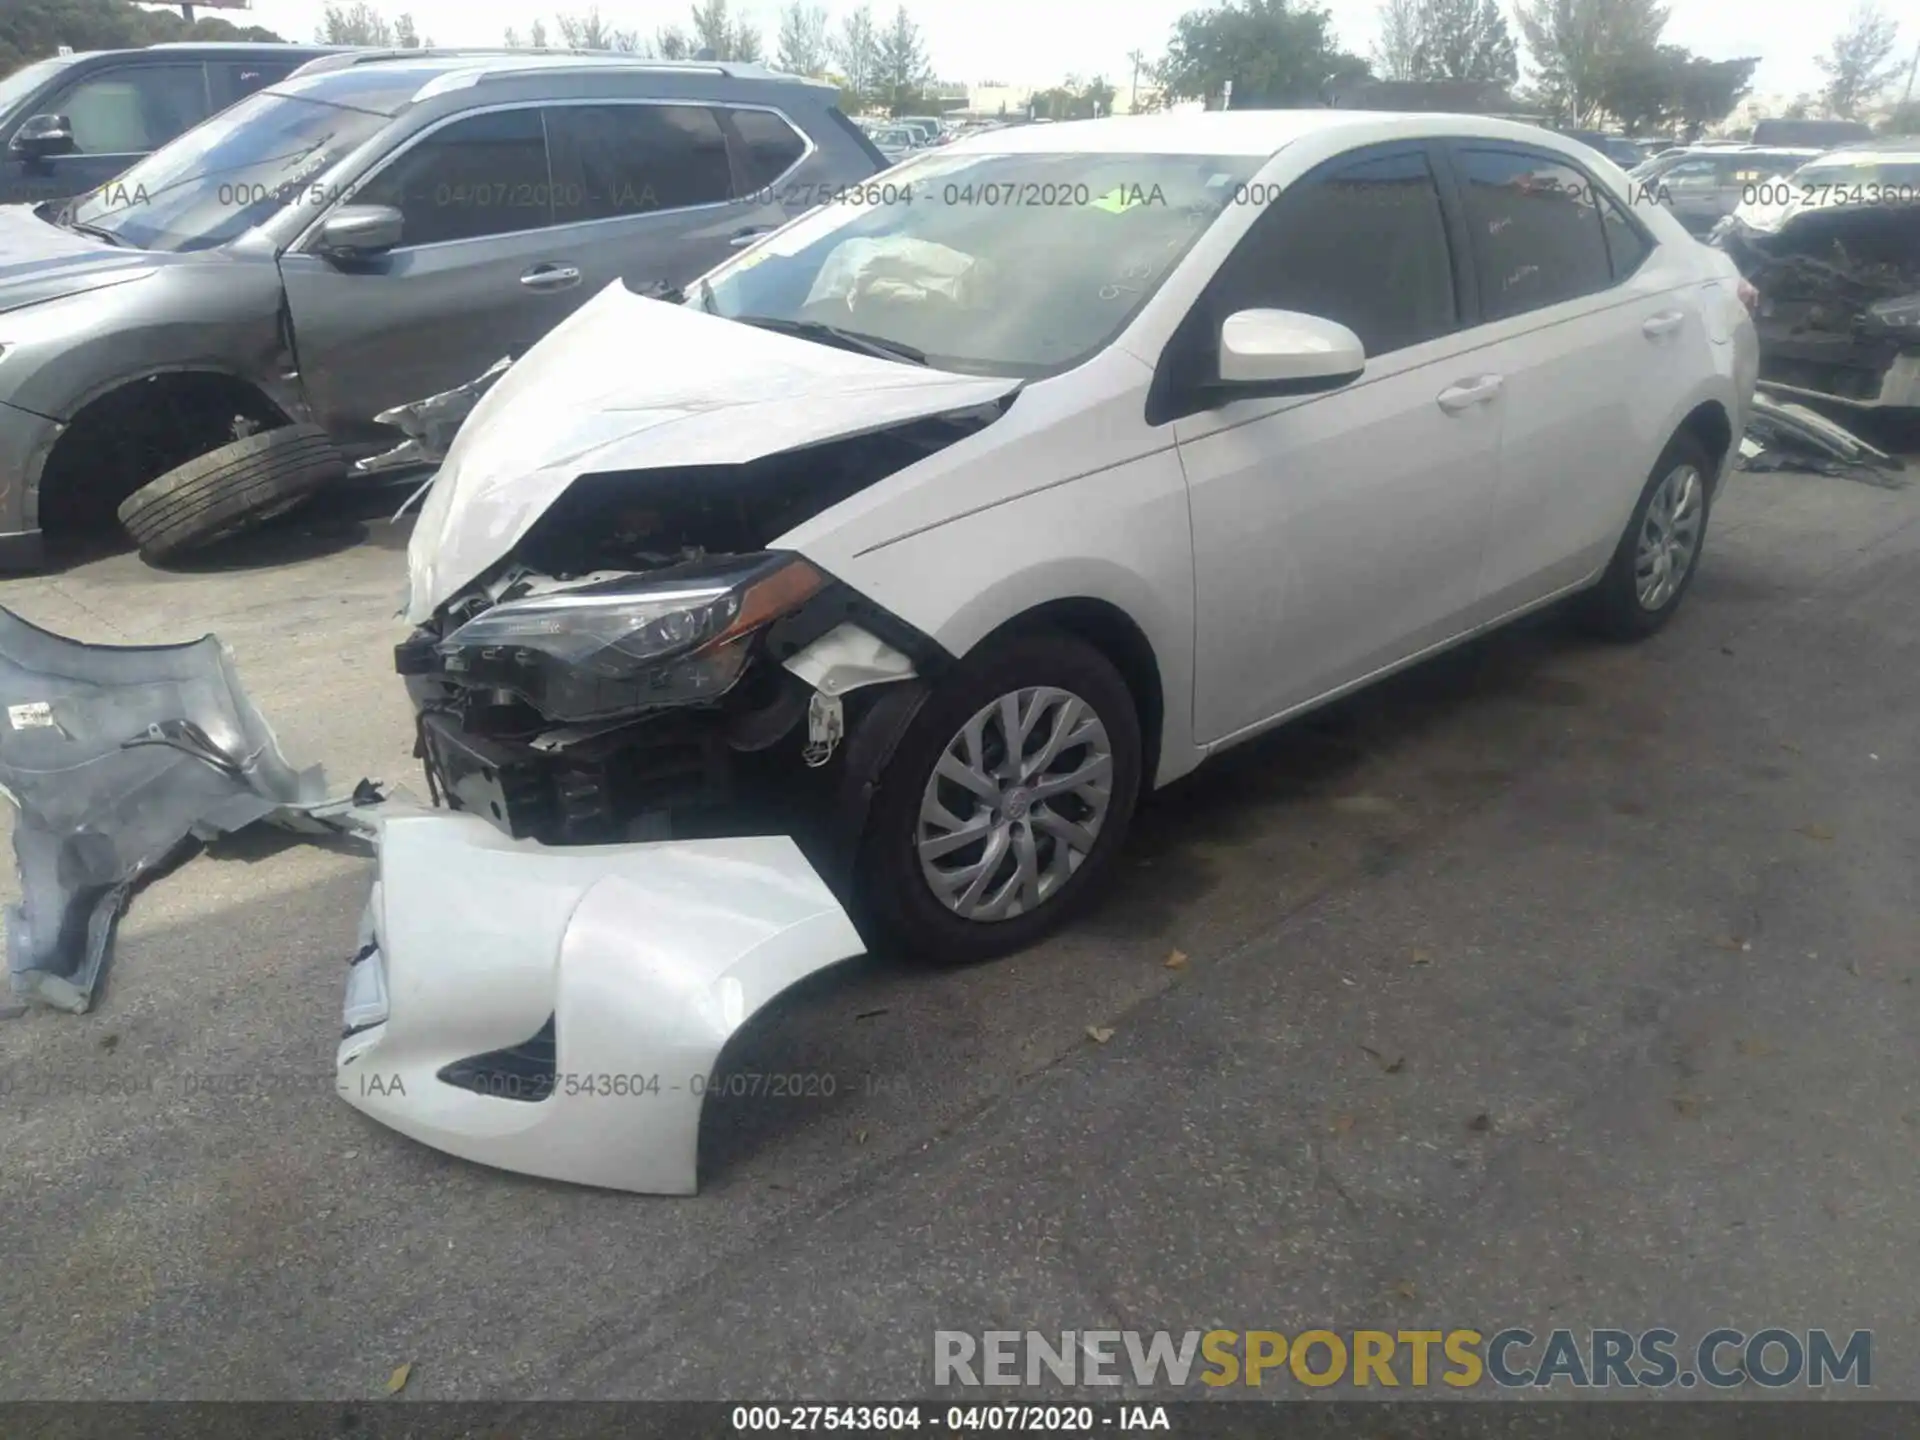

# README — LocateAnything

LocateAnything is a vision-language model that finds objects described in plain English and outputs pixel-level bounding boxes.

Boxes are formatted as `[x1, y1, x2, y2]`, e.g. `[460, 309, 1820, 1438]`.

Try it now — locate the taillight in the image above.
[1736, 278, 1759, 314]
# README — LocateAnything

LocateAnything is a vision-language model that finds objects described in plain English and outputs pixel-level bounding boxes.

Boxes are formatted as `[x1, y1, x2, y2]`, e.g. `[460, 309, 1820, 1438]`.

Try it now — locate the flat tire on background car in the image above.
[857, 630, 1143, 965]
[116, 424, 347, 563]
[1578, 430, 1715, 641]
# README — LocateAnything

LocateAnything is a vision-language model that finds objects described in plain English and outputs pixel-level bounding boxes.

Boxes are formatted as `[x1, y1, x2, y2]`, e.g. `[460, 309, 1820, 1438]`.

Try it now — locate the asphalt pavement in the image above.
[0, 460, 1914, 1401]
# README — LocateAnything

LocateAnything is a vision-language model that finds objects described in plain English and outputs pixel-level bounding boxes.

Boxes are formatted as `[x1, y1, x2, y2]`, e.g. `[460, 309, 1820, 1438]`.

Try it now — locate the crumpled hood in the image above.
[404, 282, 1020, 622]
[0, 204, 157, 314]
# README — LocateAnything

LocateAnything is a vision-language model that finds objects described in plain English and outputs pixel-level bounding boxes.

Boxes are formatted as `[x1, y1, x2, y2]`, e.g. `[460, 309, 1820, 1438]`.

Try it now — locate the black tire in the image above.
[1577, 430, 1715, 641]
[116, 424, 347, 563]
[856, 630, 1143, 964]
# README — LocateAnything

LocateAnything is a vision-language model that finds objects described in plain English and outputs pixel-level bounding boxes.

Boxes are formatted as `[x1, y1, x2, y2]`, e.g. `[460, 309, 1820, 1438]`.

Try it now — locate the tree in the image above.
[1, 0, 282, 72]
[1415, 0, 1518, 85]
[530, 18, 550, 47]
[316, 2, 394, 45]
[834, 5, 881, 105]
[683, 0, 761, 60]
[1815, 4, 1901, 118]
[776, 3, 832, 76]
[1512, 0, 1669, 125]
[1882, 99, 1920, 133]
[553, 8, 640, 50]
[874, 5, 931, 113]
[393, 13, 429, 49]
[655, 25, 693, 57]
[1373, 0, 1424, 81]
[1594, 43, 1753, 135]
[1159, 0, 1370, 109]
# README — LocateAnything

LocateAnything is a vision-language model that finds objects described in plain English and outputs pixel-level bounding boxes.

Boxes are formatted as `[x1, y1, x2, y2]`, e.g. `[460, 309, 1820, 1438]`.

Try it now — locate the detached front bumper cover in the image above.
[0, 606, 326, 1012]
[337, 811, 866, 1194]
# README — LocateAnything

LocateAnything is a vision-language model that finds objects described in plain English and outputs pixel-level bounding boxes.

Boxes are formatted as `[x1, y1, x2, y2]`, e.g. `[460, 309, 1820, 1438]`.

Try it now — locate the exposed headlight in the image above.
[438, 553, 827, 721]
[1863, 295, 1920, 335]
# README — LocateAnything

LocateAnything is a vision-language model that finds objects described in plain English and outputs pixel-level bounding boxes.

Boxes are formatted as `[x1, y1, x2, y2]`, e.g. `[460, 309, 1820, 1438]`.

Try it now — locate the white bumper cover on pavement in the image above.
[336, 811, 866, 1194]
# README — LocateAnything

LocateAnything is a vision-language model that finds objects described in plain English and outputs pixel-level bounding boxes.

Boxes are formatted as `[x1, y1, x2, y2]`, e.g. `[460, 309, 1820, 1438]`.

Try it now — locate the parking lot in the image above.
[0, 452, 1914, 1399]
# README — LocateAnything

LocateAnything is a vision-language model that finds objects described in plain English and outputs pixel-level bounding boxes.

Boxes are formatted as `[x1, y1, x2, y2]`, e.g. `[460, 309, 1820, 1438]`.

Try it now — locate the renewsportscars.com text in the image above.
[934, 1327, 1871, 1390]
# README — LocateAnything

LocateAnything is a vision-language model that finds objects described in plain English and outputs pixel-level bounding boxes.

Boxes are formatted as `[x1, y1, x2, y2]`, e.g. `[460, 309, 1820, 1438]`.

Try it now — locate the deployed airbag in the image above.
[0, 607, 325, 1012]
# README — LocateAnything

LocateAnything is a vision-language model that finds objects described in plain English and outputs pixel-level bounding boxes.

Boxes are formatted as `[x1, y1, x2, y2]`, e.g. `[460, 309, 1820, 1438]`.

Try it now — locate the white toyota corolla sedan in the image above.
[344, 111, 1759, 1192]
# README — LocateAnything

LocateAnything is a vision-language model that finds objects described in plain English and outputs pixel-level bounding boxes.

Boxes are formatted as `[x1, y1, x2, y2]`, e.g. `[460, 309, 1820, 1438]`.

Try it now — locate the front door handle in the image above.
[729, 226, 773, 248]
[1642, 309, 1686, 339]
[519, 263, 581, 291]
[1436, 375, 1504, 413]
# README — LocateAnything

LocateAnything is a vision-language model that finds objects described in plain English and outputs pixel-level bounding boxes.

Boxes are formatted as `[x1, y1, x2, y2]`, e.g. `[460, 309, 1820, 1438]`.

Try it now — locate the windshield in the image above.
[688, 149, 1260, 378]
[0, 57, 71, 118]
[1791, 160, 1920, 191]
[65, 88, 391, 252]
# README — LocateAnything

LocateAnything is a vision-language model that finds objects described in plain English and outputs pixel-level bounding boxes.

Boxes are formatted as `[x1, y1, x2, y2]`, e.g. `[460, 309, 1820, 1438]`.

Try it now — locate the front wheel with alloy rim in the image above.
[858, 631, 1142, 964]
[1579, 431, 1714, 640]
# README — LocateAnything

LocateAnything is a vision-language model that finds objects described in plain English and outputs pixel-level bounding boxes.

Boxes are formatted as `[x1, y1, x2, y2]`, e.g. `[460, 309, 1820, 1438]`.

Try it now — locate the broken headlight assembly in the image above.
[1862, 295, 1920, 336]
[437, 553, 827, 722]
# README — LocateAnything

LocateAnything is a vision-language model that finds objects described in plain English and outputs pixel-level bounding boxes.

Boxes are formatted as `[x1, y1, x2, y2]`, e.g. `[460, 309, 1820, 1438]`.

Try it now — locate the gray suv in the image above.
[0, 50, 886, 565]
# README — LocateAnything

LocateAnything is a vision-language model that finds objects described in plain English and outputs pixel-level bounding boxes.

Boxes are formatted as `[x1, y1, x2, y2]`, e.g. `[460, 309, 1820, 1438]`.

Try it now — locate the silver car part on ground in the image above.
[1739, 392, 1906, 487]
[0, 606, 326, 1012]
[336, 810, 867, 1194]
[355, 355, 516, 483]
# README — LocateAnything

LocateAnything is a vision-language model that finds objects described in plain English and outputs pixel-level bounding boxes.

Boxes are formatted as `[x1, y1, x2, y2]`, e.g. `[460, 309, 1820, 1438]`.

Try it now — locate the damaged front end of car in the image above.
[1716, 201, 1920, 410]
[391, 401, 1013, 862]
[343, 296, 1026, 1190]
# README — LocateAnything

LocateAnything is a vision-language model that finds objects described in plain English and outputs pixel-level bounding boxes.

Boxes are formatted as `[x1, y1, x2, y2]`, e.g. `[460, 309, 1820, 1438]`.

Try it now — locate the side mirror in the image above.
[10, 114, 76, 161]
[314, 204, 404, 259]
[1215, 309, 1365, 394]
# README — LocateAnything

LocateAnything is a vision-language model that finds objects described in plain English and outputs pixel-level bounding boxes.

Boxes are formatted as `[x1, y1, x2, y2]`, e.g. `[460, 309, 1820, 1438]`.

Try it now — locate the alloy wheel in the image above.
[915, 686, 1114, 921]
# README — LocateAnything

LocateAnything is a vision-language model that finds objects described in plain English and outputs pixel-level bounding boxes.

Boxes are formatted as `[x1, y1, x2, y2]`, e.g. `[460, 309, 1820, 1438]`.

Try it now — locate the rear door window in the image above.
[546, 103, 735, 223]
[1453, 147, 1616, 320]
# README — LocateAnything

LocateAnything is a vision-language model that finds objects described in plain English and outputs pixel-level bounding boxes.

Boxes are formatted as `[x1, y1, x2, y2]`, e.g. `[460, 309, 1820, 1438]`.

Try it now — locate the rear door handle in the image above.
[519, 263, 581, 291]
[1642, 309, 1685, 339]
[1436, 375, 1503, 413]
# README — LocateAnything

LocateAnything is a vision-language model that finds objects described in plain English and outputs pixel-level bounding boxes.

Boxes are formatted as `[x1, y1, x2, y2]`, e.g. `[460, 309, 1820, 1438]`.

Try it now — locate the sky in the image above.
[228, 0, 1900, 106]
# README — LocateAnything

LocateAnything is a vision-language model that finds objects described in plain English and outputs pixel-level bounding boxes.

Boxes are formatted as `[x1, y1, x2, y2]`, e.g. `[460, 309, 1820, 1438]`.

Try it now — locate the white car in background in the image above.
[346, 111, 1758, 1193]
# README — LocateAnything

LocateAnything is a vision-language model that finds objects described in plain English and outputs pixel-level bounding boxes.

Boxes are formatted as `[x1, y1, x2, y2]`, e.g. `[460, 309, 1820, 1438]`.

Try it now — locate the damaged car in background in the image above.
[342, 112, 1756, 1192]
[1712, 143, 1920, 412]
[0, 50, 884, 566]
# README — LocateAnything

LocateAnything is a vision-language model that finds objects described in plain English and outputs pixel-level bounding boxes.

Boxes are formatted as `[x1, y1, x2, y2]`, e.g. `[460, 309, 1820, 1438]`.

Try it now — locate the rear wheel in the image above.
[856, 631, 1142, 963]
[1578, 431, 1713, 640]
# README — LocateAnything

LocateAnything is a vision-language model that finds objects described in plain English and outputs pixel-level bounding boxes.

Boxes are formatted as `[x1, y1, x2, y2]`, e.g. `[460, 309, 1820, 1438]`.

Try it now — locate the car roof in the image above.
[1800, 142, 1920, 165]
[276, 48, 832, 114]
[49, 42, 340, 61]
[943, 110, 1616, 159]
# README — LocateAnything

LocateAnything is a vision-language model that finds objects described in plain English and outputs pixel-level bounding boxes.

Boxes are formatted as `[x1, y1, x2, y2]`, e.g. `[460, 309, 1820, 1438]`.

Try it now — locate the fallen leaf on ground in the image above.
[1086, 1025, 1115, 1044]
[856, 1129, 869, 1144]
[1795, 823, 1836, 841]
[1467, 1112, 1492, 1133]
[1734, 1037, 1773, 1057]
[854, 1008, 889, 1021]
[1394, 1280, 1418, 1301]
[1409, 949, 1432, 966]
[1779, 741, 1802, 755]
[1360, 1045, 1406, 1075]
[385, 1363, 412, 1396]
[1331, 1114, 1356, 1133]
[1707, 936, 1751, 952]
[1673, 1096, 1702, 1118]
[1164, 949, 1189, 970]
